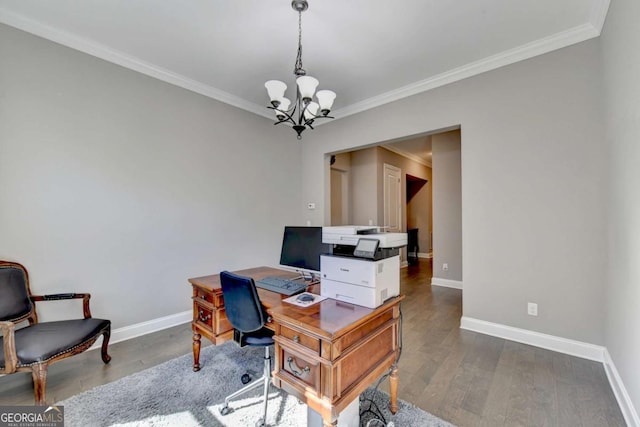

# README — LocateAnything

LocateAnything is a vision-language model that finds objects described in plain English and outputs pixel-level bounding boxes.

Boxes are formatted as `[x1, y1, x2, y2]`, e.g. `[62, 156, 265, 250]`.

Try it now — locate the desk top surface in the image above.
[189, 266, 403, 340]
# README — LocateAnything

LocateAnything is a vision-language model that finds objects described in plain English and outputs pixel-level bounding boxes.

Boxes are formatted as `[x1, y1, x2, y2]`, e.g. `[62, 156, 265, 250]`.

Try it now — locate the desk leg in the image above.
[192, 332, 201, 372]
[389, 365, 399, 414]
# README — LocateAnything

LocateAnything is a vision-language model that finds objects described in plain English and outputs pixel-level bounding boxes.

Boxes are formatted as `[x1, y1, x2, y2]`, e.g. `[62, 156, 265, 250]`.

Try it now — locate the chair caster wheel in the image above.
[241, 373, 251, 384]
[255, 419, 266, 427]
[219, 406, 231, 416]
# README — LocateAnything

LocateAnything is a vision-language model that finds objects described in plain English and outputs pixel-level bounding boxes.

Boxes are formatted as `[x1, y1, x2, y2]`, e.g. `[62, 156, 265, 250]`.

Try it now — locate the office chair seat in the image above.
[241, 330, 274, 347]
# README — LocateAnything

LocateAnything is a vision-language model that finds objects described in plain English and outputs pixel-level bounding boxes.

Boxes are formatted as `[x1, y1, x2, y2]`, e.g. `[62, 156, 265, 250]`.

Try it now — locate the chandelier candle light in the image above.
[265, 0, 336, 140]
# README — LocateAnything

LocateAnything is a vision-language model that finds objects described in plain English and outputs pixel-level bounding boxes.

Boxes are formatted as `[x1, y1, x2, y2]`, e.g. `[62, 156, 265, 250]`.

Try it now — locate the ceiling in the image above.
[0, 0, 609, 125]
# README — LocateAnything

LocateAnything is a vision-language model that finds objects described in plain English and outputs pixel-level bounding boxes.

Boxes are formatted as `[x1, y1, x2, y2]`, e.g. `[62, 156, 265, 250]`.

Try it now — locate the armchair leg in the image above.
[31, 363, 49, 405]
[101, 327, 112, 364]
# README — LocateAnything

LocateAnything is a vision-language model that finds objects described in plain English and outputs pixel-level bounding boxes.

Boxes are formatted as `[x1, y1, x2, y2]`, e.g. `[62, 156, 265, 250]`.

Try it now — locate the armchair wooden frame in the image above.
[0, 261, 112, 404]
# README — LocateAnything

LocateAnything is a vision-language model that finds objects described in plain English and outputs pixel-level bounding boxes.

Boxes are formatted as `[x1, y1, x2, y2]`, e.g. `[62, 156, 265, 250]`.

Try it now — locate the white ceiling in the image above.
[0, 0, 609, 123]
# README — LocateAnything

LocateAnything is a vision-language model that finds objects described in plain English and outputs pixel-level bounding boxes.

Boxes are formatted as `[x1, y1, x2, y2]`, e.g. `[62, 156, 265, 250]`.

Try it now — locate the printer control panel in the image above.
[353, 238, 380, 259]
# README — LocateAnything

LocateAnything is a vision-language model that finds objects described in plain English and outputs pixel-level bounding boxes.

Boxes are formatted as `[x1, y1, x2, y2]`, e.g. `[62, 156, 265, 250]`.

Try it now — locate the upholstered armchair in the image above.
[0, 261, 111, 404]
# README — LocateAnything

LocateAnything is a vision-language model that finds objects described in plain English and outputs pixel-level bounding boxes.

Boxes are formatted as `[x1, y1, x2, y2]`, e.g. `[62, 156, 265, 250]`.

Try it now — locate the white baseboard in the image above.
[418, 252, 433, 259]
[90, 310, 192, 350]
[431, 277, 463, 289]
[604, 348, 640, 427]
[460, 316, 605, 362]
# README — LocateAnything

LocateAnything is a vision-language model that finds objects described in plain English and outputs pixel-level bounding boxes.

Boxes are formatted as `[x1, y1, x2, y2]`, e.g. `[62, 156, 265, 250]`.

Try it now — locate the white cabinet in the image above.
[320, 255, 400, 308]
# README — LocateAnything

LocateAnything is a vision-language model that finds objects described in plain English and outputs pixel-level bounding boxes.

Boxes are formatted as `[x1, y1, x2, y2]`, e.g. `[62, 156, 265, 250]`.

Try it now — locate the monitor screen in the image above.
[279, 226, 329, 273]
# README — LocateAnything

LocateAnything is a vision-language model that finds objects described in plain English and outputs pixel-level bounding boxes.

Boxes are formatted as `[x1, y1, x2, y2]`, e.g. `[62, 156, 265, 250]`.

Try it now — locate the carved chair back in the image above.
[0, 261, 37, 324]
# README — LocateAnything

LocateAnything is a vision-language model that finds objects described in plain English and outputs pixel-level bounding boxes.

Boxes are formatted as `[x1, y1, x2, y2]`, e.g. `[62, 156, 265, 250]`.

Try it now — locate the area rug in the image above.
[57, 342, 454, 426]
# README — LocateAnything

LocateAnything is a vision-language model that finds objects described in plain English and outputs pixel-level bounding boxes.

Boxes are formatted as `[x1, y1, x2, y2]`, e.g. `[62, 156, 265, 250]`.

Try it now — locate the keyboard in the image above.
[255, 276, 308, 296]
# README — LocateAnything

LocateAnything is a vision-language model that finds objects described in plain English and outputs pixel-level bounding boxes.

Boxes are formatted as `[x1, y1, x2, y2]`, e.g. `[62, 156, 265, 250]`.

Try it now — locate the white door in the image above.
[383, 163, 402, 232]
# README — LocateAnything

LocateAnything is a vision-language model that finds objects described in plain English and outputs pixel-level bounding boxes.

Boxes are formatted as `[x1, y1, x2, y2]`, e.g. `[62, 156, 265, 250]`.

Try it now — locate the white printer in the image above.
[320, 226, 407, 308]
[322, 226, 407, 259]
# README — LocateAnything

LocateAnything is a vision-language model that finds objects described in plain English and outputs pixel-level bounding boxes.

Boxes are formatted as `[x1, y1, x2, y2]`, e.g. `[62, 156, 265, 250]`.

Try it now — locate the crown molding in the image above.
[382, 145, 432, 168]
[590, 0, 611, 34]
[0, 7, 272, 121]
[332, 22, 601, 120]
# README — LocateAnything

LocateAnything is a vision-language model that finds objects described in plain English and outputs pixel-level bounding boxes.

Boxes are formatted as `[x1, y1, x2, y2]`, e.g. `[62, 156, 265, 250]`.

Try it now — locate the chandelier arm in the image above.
[267, 105, 297, 125]
[303, 113, 333, 128]
[312, 114, 334, 121]
[274, 118, 293, 126]
[295, 94, 307, 126]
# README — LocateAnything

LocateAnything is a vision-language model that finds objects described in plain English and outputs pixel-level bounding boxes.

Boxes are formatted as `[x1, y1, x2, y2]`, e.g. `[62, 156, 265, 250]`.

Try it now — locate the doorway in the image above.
[406, 174, 430, 264]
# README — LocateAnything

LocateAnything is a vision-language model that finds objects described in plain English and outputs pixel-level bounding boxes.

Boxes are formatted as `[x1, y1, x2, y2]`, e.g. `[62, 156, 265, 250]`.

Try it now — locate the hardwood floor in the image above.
[0, 259, 626, 426]
[381, 259, 626, 427]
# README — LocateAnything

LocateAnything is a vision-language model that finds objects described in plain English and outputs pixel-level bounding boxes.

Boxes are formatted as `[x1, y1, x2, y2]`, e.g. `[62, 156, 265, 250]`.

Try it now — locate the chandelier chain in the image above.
[294, 10, 304, 75]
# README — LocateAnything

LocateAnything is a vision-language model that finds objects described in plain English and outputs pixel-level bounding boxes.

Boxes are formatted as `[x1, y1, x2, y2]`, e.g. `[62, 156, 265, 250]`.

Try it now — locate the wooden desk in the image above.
[189, 266, 403, 427]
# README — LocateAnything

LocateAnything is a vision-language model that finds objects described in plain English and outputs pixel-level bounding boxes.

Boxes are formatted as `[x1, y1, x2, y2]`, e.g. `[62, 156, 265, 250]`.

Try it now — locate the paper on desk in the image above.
[283, 292, 328, 307]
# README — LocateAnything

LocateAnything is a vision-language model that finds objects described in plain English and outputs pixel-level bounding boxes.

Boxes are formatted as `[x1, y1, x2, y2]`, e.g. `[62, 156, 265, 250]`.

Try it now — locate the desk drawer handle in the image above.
[293, 335, 300, 343]
[198, 310, 211, 323]
[199, 295, 207, 300]
[287, 356, 310, 377]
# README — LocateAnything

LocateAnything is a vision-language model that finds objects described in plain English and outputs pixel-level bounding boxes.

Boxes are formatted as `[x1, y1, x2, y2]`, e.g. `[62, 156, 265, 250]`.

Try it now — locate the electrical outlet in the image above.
[527, 302, 538, 316]
[442, 263, 449, 271]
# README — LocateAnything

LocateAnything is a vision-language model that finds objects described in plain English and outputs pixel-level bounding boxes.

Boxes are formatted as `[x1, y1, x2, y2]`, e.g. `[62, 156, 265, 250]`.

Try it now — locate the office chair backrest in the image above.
[220, 271, 267, 333]
[0, 262, 35, 323]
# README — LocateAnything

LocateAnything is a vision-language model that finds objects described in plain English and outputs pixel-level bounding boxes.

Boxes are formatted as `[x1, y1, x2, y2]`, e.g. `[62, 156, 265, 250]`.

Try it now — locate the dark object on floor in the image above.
[407, 228, 419, 266]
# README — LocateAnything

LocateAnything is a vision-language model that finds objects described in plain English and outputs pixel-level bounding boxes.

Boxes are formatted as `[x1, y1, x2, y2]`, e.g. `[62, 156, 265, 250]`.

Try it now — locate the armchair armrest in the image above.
[0, 321, 18, 374]
[30, 293, 93, 319]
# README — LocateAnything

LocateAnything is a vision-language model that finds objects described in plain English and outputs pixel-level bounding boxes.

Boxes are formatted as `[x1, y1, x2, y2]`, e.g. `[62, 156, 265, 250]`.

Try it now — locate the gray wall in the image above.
[330, 152, 352, 225]
[432, 131, 462, 282]
[350, 147, 378, 225]
[601, 0, 640, 416]
[302, 39, 607, 345]
[0, 24, 303, 329]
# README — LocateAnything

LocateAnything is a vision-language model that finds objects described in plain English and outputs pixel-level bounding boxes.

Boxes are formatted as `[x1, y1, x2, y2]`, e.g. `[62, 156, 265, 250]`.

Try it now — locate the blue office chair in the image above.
[218, 271, 274, 427]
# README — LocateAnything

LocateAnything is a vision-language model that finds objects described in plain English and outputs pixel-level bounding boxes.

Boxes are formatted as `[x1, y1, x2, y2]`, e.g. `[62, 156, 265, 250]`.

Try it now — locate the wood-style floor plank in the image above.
[0, 260, 627, 427]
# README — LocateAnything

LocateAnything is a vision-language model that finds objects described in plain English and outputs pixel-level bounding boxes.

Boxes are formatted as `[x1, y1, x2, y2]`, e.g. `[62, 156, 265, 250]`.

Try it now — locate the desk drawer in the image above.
[193, 287, 214, 304]
[279, 346, 320, 393]
[280, 325, 319, 353]
[194, 302, 213, 331]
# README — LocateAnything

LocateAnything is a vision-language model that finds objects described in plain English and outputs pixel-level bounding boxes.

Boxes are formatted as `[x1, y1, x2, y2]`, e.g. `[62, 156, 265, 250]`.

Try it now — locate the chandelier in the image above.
[264, 0, 336, 140]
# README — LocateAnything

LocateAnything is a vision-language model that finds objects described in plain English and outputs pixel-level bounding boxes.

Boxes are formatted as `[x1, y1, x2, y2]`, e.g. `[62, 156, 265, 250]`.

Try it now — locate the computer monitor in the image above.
[279, 226, 329, 275]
